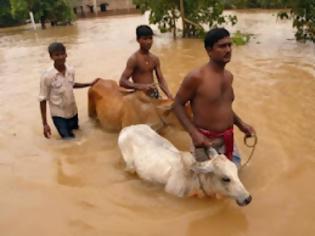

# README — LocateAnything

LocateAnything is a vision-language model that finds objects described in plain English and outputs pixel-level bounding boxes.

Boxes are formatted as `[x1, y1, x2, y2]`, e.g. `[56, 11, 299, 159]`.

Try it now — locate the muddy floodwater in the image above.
[0, 10, 314, 236]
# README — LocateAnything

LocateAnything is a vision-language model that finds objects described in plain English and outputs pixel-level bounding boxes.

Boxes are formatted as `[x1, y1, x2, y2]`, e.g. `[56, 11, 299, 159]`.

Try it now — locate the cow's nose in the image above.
[236, 195, 252, 206]
[244, 195, 252, 205]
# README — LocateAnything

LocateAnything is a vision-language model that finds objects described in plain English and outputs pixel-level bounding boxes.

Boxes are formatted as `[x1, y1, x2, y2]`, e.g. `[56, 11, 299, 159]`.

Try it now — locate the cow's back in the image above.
[121, 92, 166, 130]
[118, 125, 183, 184]
[88, 79, 125, 131]
[88, 79, 173, 132]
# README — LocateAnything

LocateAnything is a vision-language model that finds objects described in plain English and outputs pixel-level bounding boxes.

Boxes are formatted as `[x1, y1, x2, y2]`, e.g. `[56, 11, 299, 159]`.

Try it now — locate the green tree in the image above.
[0, 0, 30, 27]
[279, 0, 315, 42]
[10, 0, 29, 20]
[32, 0, 74, 28]
[133, 0, 237, 38]
[221, 0, 315, 42]
[0, 0, 74, 28]
[0, 0, 17, 27]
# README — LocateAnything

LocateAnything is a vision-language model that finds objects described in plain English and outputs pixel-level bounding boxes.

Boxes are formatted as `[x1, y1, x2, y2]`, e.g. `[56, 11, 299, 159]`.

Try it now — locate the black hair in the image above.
[136, 25, 153, 39]
[204, 28, 230, 49]
[48, 42, 66, 55]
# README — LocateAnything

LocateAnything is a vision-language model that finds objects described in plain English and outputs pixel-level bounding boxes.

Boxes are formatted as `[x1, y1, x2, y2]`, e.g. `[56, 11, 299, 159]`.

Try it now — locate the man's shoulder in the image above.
[187, 67, 204, 81]
[224, 69, 233, 82]
[127, 52, 138, 63]
[224, 69, 233, 77]
[66, 64, 75, 74]
[41, 65, 56, 80]
[131, 51, 138, 58]
[181, 68, 203, 88]
[149, 52, 158, 60]
[66, 63, 74, 70]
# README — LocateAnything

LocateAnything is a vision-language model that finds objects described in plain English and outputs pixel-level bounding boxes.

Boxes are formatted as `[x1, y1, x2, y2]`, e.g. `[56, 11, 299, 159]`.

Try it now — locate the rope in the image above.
[240, 135, 258, 170]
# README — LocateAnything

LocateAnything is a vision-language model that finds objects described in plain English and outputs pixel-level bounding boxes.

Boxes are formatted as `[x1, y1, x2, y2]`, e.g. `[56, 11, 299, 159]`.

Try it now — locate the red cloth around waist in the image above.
[198, 127, 234, 160]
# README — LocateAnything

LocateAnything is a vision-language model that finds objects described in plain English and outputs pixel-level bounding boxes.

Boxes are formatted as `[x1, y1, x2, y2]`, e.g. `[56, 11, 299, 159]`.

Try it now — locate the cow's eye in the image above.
[221, 177, 231, 183]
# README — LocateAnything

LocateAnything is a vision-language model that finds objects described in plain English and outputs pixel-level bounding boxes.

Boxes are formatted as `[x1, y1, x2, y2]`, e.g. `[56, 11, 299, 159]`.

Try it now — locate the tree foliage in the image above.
[278, 0, 315, 42]
[133, 0, 237, 38]
[31, 0, 74, 25]
[0, 0, 22, 26]
[133, 0, 315, 42]
[222, 0, 315, 42]
[0, 0, 74, 28]
[10, 0, 29, 20]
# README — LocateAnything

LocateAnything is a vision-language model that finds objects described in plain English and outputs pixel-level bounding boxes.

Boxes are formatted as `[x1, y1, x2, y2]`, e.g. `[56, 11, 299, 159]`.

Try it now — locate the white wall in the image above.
[106, 0, 135, 10]
[71, 0, 136, 10]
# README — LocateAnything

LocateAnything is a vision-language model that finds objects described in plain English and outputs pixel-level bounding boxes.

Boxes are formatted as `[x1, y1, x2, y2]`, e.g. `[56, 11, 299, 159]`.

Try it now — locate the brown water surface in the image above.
[0, 10, 315, 236]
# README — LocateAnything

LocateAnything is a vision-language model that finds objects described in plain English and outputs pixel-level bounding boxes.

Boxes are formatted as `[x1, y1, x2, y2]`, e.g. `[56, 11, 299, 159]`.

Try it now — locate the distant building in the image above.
[70, 0, 138, 17]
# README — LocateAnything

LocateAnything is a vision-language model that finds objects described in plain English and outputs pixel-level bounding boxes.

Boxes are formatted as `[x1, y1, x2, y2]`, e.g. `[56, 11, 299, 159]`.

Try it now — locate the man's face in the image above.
[137, 35, 153, 51]
[50, 50, 67, 65]
[207, 37, 232, 64]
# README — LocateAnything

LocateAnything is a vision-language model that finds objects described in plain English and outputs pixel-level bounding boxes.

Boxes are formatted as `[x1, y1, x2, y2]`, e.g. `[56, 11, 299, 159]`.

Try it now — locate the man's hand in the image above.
[167, 93, 174, 100]
[238, 122, 256, 137]
[191, 131, 212, 148]
[137, 83, 156, 93]
[91, 78, 101, 86]
[43, 124, 51, 139]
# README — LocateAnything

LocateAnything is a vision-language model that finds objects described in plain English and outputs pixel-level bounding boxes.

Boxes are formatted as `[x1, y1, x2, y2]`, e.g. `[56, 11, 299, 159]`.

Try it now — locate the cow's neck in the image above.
[197, 174, 216, 197]
[197, 174, 209, 196]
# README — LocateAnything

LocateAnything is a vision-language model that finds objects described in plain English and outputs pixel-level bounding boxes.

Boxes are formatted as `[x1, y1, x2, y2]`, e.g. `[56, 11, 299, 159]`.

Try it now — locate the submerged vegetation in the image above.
[231, 31, 252, 46]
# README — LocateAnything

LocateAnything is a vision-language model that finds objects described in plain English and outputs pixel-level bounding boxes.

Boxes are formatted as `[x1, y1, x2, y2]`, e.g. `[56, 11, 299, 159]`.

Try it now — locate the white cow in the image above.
[118, 124, 252, 206]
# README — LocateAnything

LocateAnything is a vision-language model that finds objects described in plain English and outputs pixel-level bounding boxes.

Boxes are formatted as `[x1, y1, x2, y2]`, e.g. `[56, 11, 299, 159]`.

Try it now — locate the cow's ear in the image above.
[192, 161, 214, 174]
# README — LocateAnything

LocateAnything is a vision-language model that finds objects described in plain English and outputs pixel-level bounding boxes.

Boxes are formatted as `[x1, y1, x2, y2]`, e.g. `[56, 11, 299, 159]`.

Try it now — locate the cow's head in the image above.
[190, 152, 252, 206]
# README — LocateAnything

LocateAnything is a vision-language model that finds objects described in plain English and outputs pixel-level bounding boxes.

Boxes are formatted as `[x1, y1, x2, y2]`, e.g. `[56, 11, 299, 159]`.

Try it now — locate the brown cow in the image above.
[88, 79, 181, 131]
[88, 79, 192, 150]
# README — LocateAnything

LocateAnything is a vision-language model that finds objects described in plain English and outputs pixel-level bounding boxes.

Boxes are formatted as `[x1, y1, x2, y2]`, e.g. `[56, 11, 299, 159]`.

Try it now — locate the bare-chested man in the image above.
[119, 25, 173, 99]
[174, 28, 255, 166]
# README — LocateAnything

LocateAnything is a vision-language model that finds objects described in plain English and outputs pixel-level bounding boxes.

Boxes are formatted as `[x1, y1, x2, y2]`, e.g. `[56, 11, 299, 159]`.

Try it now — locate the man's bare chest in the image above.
[197, 78, 234, 102]
[135, 56, 156, 72]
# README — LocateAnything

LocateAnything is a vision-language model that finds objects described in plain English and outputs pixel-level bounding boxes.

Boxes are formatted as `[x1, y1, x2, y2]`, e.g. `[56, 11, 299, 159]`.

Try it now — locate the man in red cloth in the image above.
[173, 28, 255, 167]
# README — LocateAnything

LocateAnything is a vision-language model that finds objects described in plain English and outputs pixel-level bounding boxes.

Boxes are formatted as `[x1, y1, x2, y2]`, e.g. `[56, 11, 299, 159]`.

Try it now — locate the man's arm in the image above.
[40, 100, 51, 138]
[174, 73, 198, 135]
[70, 67, 99, 89]
[74, 78, 99, 88]
[228, 72, 255, 137]
[233, 112, 255, 137]
[74, 82, 92, 88]
[154, 57, 173, 99]
[174, 73, 212, 147]
[39, 74, 51, 138]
